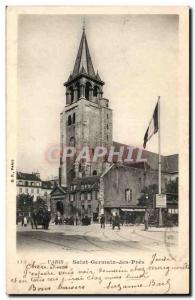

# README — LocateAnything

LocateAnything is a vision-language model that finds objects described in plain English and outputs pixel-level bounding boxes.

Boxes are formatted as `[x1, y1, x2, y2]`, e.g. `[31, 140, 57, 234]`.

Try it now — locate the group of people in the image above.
[18, 209, 51, 230]
[100, 209, 150, 231]
[31, 210, 51, 229]
[100, 213, 121, 230]
[19, 209, 150, 231]
[54, 215, 91, 226]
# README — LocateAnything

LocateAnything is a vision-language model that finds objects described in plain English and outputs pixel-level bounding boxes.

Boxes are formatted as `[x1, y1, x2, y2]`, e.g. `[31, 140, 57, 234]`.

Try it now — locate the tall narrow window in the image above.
[130, 189, 132, 201]
[73, 113, 75, 124]
[85, 82, 92, 100]
[125, 189, 133, 202]
[69, 87, 74, 103]
[76, 83, 80, 100]
[68, 115, 72, 126]
[93, 86, 99, 97]
[125, 189, 130, 201]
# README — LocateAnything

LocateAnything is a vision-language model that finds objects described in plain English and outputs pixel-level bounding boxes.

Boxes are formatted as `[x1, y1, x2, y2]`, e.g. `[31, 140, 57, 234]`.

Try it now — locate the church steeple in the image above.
[64, 26, 104, 104]
[72, 27, 96, 78]
[60, 25, 112, 187]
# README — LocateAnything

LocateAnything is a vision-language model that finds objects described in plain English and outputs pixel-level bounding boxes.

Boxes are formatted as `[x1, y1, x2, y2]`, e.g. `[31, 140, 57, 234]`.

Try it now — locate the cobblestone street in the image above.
[17, 223, 178, 255]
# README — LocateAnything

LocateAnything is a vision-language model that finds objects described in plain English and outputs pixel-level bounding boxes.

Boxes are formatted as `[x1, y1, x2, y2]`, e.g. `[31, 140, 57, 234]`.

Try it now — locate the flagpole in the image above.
[158, 96, 163, 227]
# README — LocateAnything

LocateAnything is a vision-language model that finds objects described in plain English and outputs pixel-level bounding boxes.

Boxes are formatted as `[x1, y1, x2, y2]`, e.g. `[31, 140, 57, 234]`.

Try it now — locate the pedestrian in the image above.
[121, 215, 124, 226]
[100, 214, 105, 229]
[23, 216, 27, 227]
[112, 213, 120, 230]
[109, 215, 112, 226]
[144, 209, 149, 231]
[75, 216, 78, 226]
[32, 211, 38, 229]
[30, 216, 34, 229]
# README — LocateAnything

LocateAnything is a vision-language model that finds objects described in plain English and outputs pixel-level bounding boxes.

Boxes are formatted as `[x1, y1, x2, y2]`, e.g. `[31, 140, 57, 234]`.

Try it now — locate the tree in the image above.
[33, 197, 47, 212]
[165, 178, 178, 205]
[166, 178, 178, 194]
[137, 184, 158, 208]
[16, 193, 34, 215]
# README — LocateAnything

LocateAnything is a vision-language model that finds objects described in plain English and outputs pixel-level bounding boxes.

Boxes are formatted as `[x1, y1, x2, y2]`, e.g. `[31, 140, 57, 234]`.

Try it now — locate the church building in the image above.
[50, 26, 178, 224]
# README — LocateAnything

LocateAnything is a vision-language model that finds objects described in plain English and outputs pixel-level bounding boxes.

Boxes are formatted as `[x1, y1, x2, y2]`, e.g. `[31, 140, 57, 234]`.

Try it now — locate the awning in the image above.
[121, 208, 145, 212]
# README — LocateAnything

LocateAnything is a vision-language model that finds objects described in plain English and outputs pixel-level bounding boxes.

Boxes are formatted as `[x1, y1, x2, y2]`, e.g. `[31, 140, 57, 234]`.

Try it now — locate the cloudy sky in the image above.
[17, 14, 179, 179]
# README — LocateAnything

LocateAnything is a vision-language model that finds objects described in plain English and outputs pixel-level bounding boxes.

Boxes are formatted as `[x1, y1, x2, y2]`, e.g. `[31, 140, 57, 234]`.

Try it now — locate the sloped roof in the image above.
[42, 180, 55, 189]
[96, 71, 102, 81]
[112, 141, 178, 173]
[70, 175, 100, 191]
[72, 175, 100, 185]
[17, 172, 41, 181]
[50, 185, 67, 196]
[164, 154, 178, 173]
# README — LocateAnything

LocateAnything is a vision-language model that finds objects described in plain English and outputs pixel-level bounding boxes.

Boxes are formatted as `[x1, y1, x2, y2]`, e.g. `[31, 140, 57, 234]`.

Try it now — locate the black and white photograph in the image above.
[6, 6, 189, 294]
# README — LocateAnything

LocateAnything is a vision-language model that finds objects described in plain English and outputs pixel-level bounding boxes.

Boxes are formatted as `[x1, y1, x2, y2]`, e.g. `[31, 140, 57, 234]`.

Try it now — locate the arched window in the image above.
[93, 85, 99, 97]
[93, 170, 97, 176]
[73, 113, 75, 124]
[69, 86, 74, 103]
[85, 82, 92, 100]
[68, 115, 72, 126]
[76, 82, 80, 100]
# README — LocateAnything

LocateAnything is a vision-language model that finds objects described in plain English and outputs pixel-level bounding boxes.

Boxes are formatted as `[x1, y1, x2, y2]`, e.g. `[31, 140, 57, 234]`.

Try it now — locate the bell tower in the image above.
[59, 26, 113, 187]
[65, 26, 104, 104]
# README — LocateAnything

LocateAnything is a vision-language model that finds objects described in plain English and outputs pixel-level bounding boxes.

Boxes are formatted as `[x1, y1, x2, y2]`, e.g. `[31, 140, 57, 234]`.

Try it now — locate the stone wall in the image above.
[102, 165, 172, 209]
[60, 96, 113, 185]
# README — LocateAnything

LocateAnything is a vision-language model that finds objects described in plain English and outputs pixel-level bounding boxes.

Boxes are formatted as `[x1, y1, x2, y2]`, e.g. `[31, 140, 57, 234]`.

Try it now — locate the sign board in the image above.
[156, 194, 167, 208]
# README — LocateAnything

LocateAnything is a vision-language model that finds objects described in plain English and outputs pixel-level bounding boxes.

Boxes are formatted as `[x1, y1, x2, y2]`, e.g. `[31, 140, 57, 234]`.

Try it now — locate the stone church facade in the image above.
[51, 27, 178, 223]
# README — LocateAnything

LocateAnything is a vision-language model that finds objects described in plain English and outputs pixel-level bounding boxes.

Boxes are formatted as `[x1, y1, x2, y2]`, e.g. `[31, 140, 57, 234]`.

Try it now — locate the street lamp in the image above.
[145, 194, 149, 207]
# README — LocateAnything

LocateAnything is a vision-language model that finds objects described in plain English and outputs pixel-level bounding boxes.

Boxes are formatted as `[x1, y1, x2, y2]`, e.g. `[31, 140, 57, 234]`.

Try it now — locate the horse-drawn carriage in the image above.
[31, 209, 51, 229]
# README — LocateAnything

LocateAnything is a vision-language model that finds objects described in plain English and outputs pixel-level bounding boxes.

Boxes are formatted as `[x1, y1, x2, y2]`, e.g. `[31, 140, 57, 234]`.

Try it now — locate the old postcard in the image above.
[6, 6, 190, 294]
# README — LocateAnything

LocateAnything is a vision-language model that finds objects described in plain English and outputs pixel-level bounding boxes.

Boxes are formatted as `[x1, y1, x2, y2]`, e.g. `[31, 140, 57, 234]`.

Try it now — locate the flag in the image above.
[143, 102, 159, 148]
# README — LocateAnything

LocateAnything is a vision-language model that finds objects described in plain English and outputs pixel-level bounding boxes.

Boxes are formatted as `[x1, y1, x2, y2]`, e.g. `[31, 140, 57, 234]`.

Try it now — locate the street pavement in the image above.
[17, 223, 178, 254]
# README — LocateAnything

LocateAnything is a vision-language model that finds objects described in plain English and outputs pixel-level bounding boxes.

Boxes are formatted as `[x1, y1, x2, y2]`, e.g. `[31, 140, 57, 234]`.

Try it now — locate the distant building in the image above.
[51, 153, 178, 222]
[16, 172, 56, 208]
[17, 172, 42, 201]
[50, 26, 178, 224]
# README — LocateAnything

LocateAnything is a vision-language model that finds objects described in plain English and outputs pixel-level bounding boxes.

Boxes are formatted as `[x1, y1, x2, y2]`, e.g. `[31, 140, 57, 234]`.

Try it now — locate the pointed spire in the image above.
[96, 70, 101, 81]
[68, 73, 73, 81]
[83, 17, 85, 32]
[72, 27, 96, 78]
